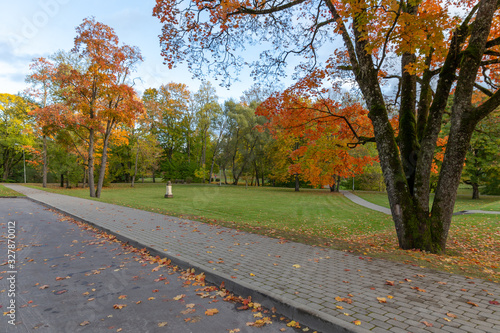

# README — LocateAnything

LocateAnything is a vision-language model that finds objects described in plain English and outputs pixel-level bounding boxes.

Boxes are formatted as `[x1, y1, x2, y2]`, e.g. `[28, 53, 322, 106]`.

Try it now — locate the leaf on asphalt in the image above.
[173, 294, 185, 301]
[286, 321, 300, 328]
[113, 304, 127, 310]
[228, 329, 240, 333]
[292, 264, 301, 268]
[467, 301, 478, 307]
[118, 295, 127, 299]
[79, 321, 90, 326]
[205, 308, 219, 316]
[181, 308, 195, 315]
[421, 321, 433, 327]
[55, 289, 67, 295]
[376, 297, 387, 303]
[157, 322, 168, 327]
[148, 297, 155, 301]
[39, 285, 49, 290]
[385, 280, 395, 286]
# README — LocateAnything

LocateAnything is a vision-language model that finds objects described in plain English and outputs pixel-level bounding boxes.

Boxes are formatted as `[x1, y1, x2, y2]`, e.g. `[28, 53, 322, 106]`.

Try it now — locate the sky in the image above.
[0, 0, 274, 101]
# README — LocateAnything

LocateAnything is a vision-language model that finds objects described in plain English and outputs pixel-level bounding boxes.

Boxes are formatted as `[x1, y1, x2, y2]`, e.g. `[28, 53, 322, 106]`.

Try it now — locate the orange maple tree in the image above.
[55, 17, 144, 198]
[257, 71, 376, 189]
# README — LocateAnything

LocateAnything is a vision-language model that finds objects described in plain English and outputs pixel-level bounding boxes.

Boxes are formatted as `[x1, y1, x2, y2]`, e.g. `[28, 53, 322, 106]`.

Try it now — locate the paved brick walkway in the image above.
[5, 184, 500, 333]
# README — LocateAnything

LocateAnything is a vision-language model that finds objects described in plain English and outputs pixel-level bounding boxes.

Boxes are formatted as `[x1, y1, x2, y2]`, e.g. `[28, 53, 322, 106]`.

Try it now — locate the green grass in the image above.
[0, 184, 25, 197]
[32, 183, 394, 241]
[354, 190, 500, 212]
[29, 183, 500, 281]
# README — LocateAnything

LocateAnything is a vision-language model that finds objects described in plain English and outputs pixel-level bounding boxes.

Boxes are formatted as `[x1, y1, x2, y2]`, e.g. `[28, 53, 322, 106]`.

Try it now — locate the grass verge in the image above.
[0, 184, 25, 197]
[29, 183, 500, 282]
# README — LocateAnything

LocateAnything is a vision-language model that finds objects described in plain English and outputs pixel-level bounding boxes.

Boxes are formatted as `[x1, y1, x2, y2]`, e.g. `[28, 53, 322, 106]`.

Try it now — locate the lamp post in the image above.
[14, 143, 26, 183]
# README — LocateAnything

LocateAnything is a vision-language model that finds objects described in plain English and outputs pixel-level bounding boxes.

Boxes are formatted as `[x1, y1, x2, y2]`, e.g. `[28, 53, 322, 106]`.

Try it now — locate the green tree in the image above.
[462, 110, 500, 198]
[0, 94, 35, 181]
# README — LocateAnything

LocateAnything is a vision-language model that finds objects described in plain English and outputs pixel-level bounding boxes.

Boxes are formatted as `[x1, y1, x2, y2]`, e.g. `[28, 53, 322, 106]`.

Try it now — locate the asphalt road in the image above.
[0, 198, 307, 333]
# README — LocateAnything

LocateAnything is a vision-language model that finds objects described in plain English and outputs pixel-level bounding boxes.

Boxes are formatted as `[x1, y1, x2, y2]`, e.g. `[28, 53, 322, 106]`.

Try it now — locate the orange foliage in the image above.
[257, 71, 376, 186]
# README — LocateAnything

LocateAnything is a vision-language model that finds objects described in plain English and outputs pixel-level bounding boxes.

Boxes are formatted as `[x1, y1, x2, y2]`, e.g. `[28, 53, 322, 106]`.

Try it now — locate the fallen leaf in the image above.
[293, 264, 301, 268]
[157, 322, 168, 327]
[446, 312, 457, 318]
[173, 294, 185, 301]
[376, 297, 387, 303]
[205, 308, 219, 316]
[353, 320, 361, 325]
[118, 295, 127, 299]
[113, 304, 127, 310]
[39, 285, 49, 290]
[467, 301, 478, 307]
[421, 321, 433, 327]
[489, 300, 499, 305]
[148, 297, 155, 301]
[80, 321, 90, 326]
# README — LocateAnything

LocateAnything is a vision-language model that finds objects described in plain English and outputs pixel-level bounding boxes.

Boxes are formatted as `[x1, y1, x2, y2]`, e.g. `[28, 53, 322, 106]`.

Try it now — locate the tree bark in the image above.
[96, 120, 115, 198]
[131, 144, 139, 187]
[472, 183, 480, 199]
[295, 174, 299, 192]
[42, 135, 47, 188]
[88, 128, 96, 197]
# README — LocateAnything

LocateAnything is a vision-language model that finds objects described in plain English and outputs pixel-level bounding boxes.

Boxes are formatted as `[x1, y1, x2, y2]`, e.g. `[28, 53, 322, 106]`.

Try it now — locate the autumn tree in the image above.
[25, 57, 59, 187]
[154, 0, 500, 253]
[56, 17, 144, 198]
[257, 74, 376, 191]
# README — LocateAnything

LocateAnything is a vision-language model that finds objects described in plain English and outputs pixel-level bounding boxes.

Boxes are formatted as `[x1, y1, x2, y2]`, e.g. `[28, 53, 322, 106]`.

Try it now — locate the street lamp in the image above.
[14, 143, 26, 183]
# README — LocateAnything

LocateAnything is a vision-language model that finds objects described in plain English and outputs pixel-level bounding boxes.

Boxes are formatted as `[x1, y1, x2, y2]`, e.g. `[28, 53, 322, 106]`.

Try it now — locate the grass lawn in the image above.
[0, 184, 25, 197]
[30, 183, 499, 281]
[354, 190, 500, 212]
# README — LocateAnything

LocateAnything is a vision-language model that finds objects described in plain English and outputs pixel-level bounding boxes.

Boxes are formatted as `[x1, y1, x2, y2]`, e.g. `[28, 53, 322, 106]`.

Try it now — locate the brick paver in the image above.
[6, 184, 500, 332]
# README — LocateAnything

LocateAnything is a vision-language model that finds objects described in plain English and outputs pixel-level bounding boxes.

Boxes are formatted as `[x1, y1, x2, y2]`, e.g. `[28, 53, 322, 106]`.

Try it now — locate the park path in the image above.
[5, 184, 500, 333]
[340, 190, 500, 215]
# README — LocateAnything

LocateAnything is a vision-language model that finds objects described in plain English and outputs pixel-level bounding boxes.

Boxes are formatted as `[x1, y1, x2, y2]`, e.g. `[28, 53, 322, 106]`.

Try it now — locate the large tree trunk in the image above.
[325, 0, 498, 254]
[294, 174, 299, 192]
[42, 135, 47, 188]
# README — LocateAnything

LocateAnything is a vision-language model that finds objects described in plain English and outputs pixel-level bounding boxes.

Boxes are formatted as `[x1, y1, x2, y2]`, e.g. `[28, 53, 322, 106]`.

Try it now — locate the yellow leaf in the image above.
[157, 322, 168, 327]
[205, 308, 219, 316]
[353, 320, 361, 325]
[173, 294, 185, 300]
[336, 306, 343, 309]
[292, 264, 301, 268]
[113, 304, 127, 310]
[377, 297, 387, 303]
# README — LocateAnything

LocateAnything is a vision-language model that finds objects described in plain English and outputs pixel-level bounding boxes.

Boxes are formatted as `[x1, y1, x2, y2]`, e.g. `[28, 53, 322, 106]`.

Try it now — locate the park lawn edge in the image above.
[0, 184, 26, 197]
[25, 183, 500, 282]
